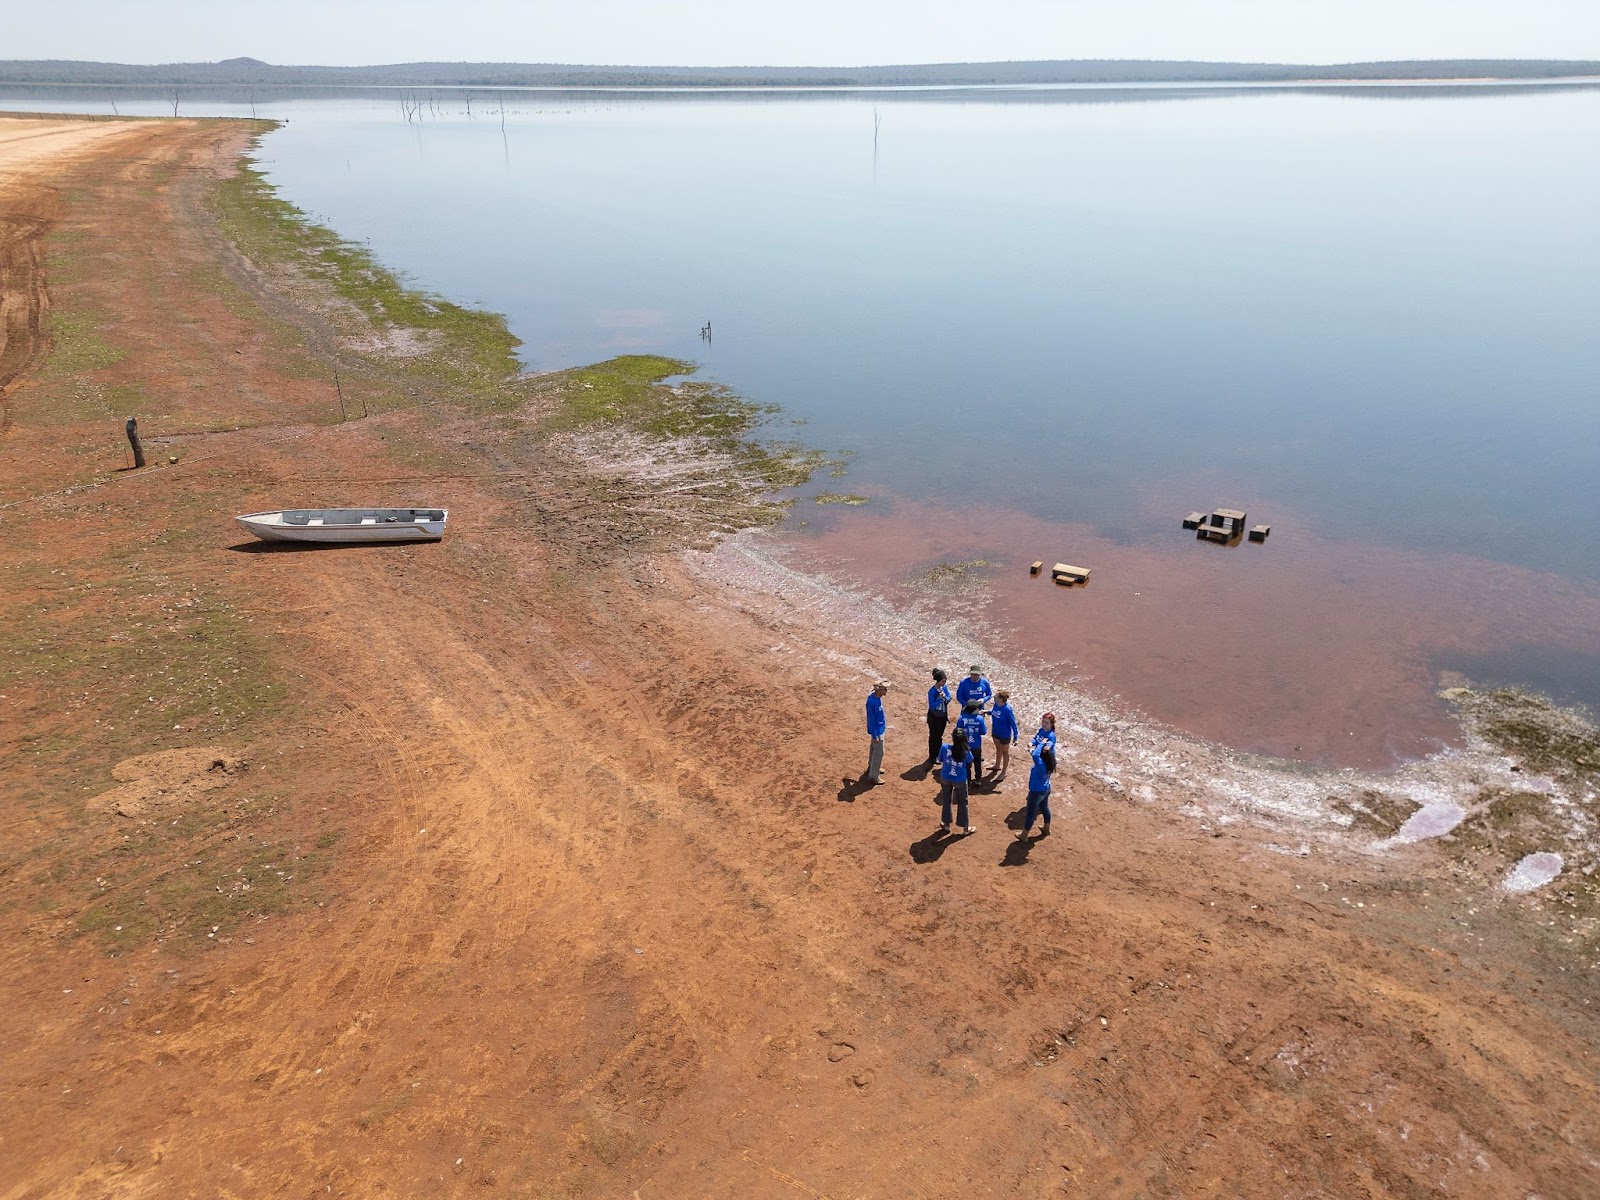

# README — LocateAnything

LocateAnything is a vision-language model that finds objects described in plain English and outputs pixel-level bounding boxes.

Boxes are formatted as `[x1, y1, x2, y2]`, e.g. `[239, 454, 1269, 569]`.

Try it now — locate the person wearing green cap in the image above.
[955, 665, 993, 711]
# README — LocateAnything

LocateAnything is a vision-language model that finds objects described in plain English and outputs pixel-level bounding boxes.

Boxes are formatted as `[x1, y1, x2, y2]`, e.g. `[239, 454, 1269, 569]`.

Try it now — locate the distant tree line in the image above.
[1, 56, 1597, 88]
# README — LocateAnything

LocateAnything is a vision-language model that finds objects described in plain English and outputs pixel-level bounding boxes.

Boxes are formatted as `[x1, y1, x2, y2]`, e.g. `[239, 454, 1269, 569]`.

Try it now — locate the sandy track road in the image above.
[0, 118, 152, 178]
[0, 202, 53, 439]
[0, 115, 1596, 1200]
[0, 119, 152, 437]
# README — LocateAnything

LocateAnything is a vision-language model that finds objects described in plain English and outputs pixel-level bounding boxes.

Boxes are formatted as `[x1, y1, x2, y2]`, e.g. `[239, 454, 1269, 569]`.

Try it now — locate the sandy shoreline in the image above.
[3, 114, 1599, 1198]
[0, 115, 152, 182]
[687, 529, 1592, 852]
[774, 486, 1600, 769]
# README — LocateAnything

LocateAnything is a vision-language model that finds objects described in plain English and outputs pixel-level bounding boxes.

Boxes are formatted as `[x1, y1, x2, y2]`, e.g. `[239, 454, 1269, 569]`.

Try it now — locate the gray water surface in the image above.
[8, 83, 1599, 735]
[264, 86, 1600, 579]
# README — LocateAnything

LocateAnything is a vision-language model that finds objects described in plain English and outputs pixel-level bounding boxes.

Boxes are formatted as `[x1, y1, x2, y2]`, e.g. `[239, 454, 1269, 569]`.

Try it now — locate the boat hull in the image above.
[236, 508, 448, 544]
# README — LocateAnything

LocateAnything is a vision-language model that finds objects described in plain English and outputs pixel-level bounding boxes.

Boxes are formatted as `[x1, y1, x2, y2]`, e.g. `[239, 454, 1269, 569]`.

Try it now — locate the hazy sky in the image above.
[7, 0, 1598, 67]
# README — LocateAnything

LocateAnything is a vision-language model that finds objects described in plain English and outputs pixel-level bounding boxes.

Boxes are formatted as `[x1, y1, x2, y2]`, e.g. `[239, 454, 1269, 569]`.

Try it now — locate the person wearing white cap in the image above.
[863, 680, 890, 784]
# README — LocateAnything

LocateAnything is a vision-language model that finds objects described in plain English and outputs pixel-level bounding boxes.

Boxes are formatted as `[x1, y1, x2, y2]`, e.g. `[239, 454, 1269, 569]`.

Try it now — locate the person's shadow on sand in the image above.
[837, 776, 876, 803]
[1000, 834, 1035, 867]
[910, 827, 964, 863]
[899, 762, 932, 783]
[999, 805, 1035, 866]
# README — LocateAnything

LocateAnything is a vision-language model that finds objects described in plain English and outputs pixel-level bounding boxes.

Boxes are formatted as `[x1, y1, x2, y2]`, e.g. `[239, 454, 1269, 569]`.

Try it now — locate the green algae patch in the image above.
[1332, 789, 1422, 837]
[209, 134, 828, 503]
[1448, 788, 1569, 860]
[1429, 687, 1600, 934]
[212, 133, 524, 413]
[1448, 687, 1600, 786]
[922, 559, 991, 588]
[824, 451, 857, 480]
[208, 130, 828, 548]
[1479, 702, 1600, 782]
[551, 355, 700, 427]
[536, 355, 825, 497]
[814, 492, 868, 506]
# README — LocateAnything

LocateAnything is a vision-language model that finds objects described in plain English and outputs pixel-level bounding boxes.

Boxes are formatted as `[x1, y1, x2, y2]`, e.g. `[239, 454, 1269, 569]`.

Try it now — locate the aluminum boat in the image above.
[235, 507, 448, 544]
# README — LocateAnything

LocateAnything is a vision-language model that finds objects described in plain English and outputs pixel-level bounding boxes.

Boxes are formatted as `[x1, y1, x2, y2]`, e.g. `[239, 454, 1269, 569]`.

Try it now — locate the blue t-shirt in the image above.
[1028, 745, 1053, 792]
[938, 744, 972, 782]
[866, 693, 886, 737]
[956, 676, 993, 709]
[956, 711, 986, 747]
[989, 703, 1018, 742]
[927, 683, 951, 714]
[1031, 727, 1057, 753]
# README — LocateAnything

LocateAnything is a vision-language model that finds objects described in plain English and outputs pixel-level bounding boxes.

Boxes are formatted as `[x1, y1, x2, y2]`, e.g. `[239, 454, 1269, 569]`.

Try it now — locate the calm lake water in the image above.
[7, 82, 1599, 765]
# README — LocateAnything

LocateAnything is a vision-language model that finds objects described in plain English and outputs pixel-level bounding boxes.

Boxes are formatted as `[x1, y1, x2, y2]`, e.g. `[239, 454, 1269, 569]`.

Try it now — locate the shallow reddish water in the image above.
[784, 496, 1600, 770]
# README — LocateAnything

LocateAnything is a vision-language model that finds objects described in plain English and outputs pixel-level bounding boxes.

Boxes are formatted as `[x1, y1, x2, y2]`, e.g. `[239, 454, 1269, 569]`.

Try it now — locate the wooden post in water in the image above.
[124, 417, 145, 468]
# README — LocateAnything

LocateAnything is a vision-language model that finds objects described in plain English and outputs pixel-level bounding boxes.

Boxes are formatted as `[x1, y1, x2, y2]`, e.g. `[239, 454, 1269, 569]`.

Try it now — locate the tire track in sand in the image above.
[0, 119, 166, 440]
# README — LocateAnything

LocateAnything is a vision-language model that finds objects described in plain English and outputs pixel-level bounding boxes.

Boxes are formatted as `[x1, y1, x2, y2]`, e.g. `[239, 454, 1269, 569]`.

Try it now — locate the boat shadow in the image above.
[226, 540, 413, 554]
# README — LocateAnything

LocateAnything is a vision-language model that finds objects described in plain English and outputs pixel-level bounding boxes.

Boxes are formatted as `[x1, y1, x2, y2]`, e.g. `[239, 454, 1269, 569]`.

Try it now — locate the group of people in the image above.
[863, 665, 1060, 843]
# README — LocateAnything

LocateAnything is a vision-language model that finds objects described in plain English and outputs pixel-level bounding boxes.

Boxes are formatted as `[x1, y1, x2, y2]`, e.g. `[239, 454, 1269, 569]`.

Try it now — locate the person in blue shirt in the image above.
[937, 730, 975, 834]
[1030, 711, 1058, 776]
[988, 689, 1019, 781]
[925, 668, 952, 763]
[955, 701, 987, 787]
[956, 665, 993, 711]
[1019, 740, 1054, 839]
[864, 680, 889, 784]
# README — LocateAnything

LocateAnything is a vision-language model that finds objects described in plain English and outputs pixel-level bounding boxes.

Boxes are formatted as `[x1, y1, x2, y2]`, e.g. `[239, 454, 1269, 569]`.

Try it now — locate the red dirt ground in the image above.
[1, 115, 1596, 1199]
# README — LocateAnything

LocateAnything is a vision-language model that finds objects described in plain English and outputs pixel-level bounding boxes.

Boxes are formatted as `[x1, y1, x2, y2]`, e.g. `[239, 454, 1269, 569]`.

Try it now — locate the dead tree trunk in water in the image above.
[125, 417, 145, 468]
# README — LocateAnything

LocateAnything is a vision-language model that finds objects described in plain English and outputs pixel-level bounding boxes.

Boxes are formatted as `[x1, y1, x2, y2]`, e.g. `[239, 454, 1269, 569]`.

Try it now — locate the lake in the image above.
[6, 81, 1598, 766]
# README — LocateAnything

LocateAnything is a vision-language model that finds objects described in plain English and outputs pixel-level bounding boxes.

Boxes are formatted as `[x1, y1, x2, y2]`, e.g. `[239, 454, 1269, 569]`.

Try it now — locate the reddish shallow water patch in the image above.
[784, 498, 1600, 769]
